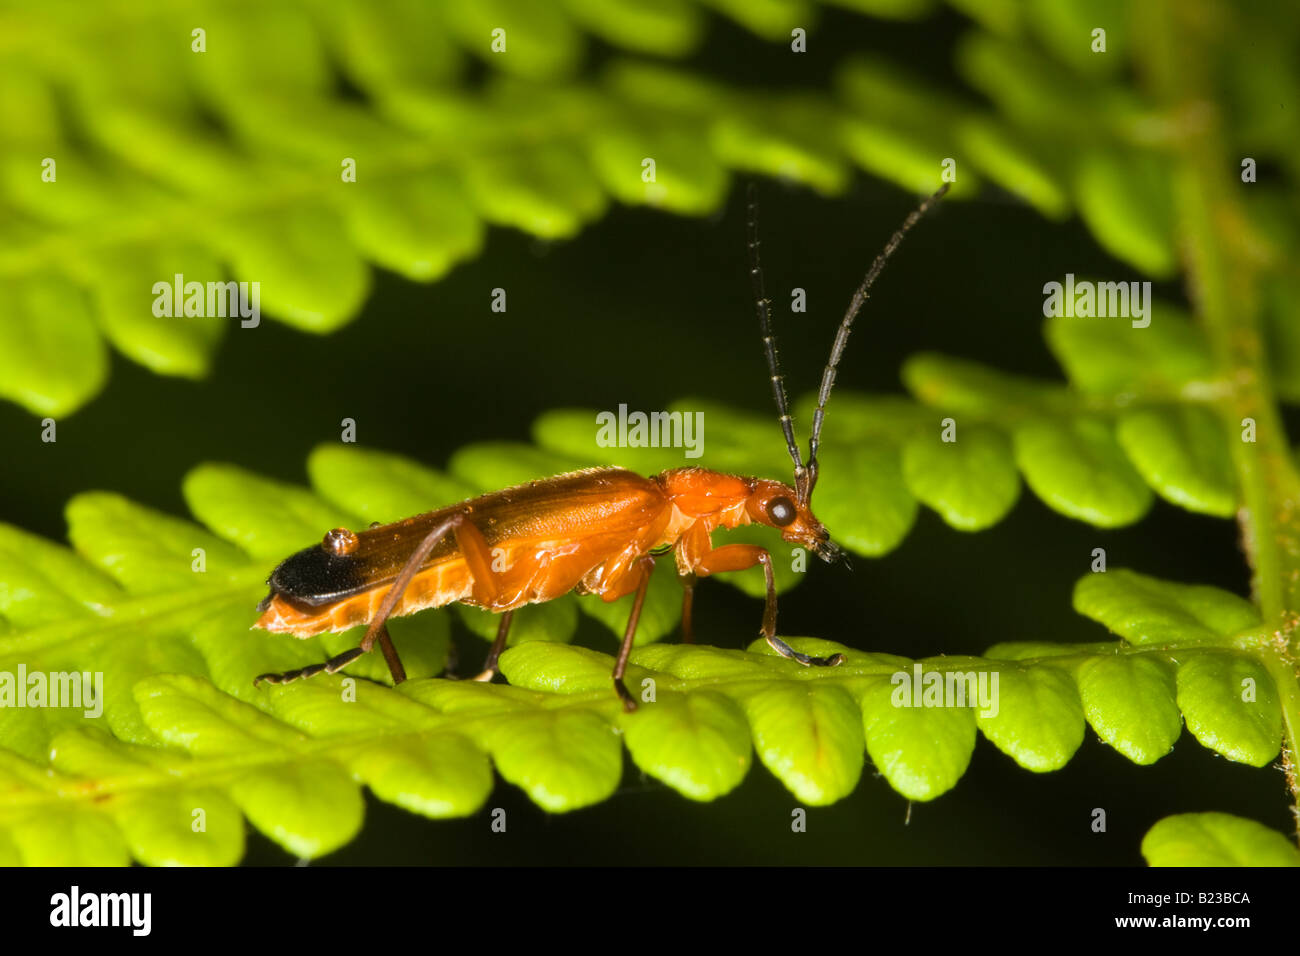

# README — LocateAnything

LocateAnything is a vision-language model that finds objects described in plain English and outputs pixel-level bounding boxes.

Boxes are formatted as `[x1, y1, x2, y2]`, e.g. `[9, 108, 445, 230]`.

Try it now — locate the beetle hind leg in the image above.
[253, 646, 365, 686]
[254, 625, 407, 686]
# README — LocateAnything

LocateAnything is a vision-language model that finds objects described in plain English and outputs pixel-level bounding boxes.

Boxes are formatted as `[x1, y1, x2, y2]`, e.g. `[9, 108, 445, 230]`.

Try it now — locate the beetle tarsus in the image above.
[765, 634, 845, 668]
[254, 645, 366, 686]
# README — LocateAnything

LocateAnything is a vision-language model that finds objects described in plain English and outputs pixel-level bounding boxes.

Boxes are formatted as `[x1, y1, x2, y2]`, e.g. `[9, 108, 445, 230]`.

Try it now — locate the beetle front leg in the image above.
[692, 542, 844, 668]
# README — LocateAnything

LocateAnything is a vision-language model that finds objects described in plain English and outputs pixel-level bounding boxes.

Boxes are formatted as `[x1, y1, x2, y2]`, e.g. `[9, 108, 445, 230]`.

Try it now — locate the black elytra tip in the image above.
[265, 541, 369, 608]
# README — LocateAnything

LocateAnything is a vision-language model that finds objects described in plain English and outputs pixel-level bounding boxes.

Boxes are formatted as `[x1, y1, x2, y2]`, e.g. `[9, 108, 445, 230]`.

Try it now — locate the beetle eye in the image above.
[766, 496, 796, 527]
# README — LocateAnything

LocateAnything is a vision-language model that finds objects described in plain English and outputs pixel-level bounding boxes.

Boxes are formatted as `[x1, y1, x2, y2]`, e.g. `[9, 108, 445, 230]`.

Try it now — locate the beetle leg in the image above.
[375, 624, 407, 684]
[256, 512, 498, 687]
[692, 542, 844, 668]
[254, 646, 366, 686]
[674, 522, 713, 646]
[611, 556, 655, 712]
[473, 609, 514, 682]
[679, 572, 697, 644]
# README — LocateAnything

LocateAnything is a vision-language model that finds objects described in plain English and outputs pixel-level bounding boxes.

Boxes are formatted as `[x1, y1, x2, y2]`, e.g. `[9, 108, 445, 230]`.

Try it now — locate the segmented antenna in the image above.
[803, 182, 951, 502]
[747, 182, 806, 484]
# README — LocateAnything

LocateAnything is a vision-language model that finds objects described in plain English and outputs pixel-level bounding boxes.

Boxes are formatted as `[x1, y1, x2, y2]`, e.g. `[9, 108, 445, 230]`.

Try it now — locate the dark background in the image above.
[0, 6, 1283, 865]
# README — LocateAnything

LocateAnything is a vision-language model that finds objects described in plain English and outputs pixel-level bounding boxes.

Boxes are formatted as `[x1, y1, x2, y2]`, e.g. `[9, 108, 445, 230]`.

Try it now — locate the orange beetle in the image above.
[254, 184, 948, 710]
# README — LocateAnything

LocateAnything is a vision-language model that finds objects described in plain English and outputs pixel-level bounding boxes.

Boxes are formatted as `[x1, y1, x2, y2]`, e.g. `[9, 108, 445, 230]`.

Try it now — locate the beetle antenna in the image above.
[747, 182, 807, 488]
[804, 183, 950, 501]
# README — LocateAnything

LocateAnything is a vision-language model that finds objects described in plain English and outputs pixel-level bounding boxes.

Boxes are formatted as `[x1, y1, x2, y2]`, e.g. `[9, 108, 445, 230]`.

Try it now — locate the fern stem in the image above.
[1141, 0, 1300, 837]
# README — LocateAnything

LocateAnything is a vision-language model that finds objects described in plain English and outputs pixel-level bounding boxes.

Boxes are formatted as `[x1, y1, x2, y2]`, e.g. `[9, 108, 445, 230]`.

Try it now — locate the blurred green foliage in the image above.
[4, 0, 1294, 415]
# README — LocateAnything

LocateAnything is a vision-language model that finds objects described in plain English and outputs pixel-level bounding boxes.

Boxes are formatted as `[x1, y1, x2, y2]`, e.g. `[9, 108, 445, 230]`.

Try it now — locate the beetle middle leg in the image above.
[679, 572, 697, 644]
[473, 609, 514, 683]
[610, 555, 655, 712]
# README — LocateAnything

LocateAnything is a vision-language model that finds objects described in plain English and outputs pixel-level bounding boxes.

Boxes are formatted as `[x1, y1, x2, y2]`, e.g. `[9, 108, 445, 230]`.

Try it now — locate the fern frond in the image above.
[0, 416, 1289, 864]
[6, 1, 1297, 417]
[1142, 813, 1300, 867]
